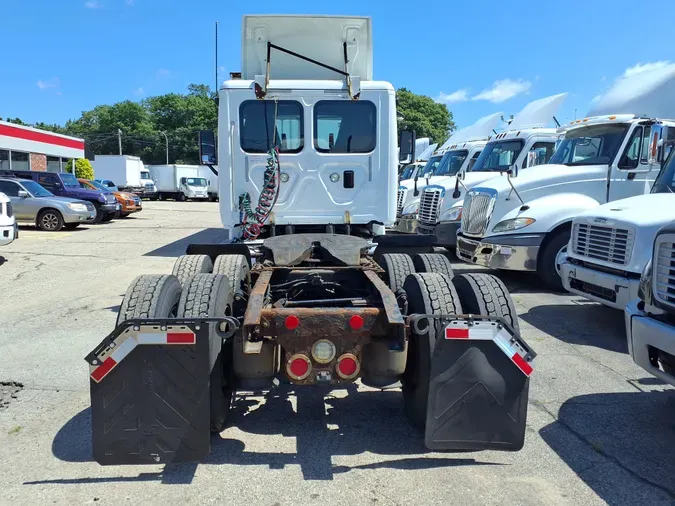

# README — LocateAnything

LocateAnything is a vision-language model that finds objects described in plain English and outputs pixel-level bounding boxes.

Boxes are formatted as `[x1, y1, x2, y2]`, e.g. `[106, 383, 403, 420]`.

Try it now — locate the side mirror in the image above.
[457, 169, 466, 181]
[198, 130, 218, 165]
[508, 164, 519, 178]
[399, 130, 416, 162]
[18, 190, 28, 198]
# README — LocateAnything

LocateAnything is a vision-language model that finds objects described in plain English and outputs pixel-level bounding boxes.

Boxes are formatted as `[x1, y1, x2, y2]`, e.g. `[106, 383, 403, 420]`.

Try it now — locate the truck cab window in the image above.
[314, 100, 376, 153]
[467, 151, 481, 171]
[523, 142, 555, 168]
[240, 100, 303, 154]
[619, 126, 645, 170]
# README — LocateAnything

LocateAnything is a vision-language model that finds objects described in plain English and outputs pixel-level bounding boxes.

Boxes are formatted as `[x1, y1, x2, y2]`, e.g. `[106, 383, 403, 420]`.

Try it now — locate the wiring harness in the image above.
[239, 146, 281, 241]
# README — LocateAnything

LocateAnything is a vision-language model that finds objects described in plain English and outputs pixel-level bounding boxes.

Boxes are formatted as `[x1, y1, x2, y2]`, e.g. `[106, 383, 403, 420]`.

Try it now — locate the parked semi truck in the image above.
[85, 15, 535, 466]
[147, 164, 210, 201]
[92, 155, 158, 199]
[625, 219, 675, 387]
[456, 65, 675, 289]
[414, 94, 567, 247]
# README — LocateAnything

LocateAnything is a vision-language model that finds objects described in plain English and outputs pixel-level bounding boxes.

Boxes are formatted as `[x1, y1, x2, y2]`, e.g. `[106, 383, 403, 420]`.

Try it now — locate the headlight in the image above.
[492, 217, 536, 233]
[67, 203, 88, 212]
[441, 206, 463, 222]
[402, 202, 419, 216]
[638, 259, 653, 305]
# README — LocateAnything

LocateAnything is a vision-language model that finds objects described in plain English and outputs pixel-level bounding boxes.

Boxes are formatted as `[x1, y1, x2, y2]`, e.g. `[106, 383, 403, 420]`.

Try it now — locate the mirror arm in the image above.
[505, 171, 525, 206]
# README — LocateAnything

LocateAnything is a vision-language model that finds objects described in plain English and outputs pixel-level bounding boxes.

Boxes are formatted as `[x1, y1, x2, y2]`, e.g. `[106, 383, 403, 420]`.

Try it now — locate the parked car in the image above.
[79, 179, 142, 217]
[0, 170, 119, 223]
[0, 178, 96, 231]
[0, 192, 17, 245]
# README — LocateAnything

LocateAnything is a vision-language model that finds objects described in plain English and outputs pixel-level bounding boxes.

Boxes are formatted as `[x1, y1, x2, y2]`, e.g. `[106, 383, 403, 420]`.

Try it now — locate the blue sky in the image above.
[3, 0, 675, 130]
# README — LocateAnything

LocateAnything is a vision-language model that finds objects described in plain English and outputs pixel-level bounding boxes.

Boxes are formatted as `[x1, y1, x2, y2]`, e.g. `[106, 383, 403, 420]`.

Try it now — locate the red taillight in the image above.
[287, 354, 311, 380]
[285, 315, 300, 330]
[348, 314, 364, 330]
[336, 353, 360, 380]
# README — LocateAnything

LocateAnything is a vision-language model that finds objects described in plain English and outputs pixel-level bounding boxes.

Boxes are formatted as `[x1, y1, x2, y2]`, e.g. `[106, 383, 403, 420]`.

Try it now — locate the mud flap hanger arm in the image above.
[255, 42, 361, 100]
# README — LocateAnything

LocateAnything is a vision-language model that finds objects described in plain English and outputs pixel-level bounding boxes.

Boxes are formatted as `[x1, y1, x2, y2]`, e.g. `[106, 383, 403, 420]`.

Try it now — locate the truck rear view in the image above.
[85, 15, 535, 466]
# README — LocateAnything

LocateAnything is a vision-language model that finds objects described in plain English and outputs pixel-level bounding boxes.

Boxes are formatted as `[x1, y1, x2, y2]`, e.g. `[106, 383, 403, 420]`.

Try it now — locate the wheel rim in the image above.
[555, 245, 568, 277]
[42, 213, 59, 230]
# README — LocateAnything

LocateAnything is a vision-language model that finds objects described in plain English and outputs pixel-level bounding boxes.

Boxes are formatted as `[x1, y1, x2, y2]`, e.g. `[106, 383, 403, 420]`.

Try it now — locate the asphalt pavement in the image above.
[0, 201, 674, 505]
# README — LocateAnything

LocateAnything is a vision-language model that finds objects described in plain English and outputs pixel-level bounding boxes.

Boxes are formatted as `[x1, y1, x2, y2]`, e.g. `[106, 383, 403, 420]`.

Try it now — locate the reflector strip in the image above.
[167, 332, 196, 344]
[91, 356, 117, 383]
[511, 352, 533, 376]
[445, 328, 469, 339]
[445, 326, 495, 340]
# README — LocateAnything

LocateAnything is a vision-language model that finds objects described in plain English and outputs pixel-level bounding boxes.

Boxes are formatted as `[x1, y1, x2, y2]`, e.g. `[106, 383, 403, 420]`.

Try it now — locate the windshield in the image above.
[433, 150, 468, 177]
[472, 140, 524, 172]
[549, 123, 629, 166]
[23, 180, 53, 197]
[60, 173, 81, 188]
[186, 177, 207, 187]
[652, 148, 675, 194]
[422, 155, 443, 176]
[140, 171, 150, 179]
[87, 180, 109, 191]
[400, 164, 417, 180]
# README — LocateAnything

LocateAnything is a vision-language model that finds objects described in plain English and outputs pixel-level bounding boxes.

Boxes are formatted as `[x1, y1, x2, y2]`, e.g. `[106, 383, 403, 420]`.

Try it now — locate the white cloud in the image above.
[622, 61, 671, 78]
[132, 87, 145, 96]
[435, 89, 469, 104]
[472, 78, 532, 103]
[36, 77, 60, 90]
[84, 0, 103, 8]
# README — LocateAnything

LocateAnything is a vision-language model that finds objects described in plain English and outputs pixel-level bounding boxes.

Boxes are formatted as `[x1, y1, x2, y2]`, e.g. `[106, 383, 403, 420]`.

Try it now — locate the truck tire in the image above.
[537, 228, 570, 291]
[116, 274, 182, 326]
[172, 254, 213, 287]
[379, 253, 415, 292]
[451, 273, 520, 333]
[213, 254, 251, 316]
[412, 252, 454, 278]
[401, 272, 463, 430]
[177, 193, 186, 202]
[91, 202, 104, 224]
[177, 273, 235, 433]
[37, 209, 64, 231]
[101, 212, 115, 223]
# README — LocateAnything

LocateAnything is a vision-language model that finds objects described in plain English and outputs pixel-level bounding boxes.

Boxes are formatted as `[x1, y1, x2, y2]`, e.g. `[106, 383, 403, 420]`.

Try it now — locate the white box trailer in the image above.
[147, 164, 210, 201]
[92, 155, 158, 198]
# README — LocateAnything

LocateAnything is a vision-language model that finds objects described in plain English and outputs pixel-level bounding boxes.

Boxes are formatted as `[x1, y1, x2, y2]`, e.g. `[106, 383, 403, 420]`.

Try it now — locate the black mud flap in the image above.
[85, 317, 238, 466]
[421, 315, 535, 452]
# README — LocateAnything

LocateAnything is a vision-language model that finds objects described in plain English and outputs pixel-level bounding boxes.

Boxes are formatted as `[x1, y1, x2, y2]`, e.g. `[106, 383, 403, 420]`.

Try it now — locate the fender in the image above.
[494, 192, 603, 236]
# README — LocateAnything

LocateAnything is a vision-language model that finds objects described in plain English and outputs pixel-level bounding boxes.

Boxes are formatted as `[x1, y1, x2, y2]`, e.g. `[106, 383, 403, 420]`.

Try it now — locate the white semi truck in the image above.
[91, 155, 158, 199]
[84, 15, 534, 466]
[414, 94, 567, 246]
[559, 132, 675, 309]
[456, 65, 675, 289]
[147, 164, 210, 201]
[625, 218, 675, 387]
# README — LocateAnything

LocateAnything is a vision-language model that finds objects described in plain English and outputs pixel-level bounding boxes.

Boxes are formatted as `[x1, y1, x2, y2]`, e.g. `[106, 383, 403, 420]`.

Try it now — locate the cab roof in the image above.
[222, 79, 393, 92]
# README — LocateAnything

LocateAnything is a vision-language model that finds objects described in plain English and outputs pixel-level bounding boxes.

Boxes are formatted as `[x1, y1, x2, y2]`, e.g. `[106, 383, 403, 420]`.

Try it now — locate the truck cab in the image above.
[0, 191, 17, 246]
[625, 220, 675, 386]
[416, 94, 567, 247]
[559, 132, 675, 309]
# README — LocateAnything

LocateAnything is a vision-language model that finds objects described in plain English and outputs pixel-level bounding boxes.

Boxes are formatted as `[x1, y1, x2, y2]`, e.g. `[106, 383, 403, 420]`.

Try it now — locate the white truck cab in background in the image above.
[560, 131, 675, 309]
[625, 219, 675, 387]
[147, 164, 210, 201]
[417, 94, 567, 247]
[205, 15, 397, 241]
[456, 65, 675, 289]
[0, 192, 17, 246]
[92, 155, 158, 199]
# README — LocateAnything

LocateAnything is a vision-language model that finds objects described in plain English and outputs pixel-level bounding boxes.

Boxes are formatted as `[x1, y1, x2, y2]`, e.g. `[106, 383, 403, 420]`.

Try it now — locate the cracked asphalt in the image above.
[1, 201, 674, 505]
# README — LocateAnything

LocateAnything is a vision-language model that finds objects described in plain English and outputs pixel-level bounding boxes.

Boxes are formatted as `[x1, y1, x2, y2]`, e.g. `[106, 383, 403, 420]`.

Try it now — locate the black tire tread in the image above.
[212, 254, 250, 297]
[412, 253, 454, 278]
[172, 254, 213, 287]
[451, 273, 520, 333]
[117, 274, 182, 325]
[537, 229, 570, 291]
[380, 253, 415, 292]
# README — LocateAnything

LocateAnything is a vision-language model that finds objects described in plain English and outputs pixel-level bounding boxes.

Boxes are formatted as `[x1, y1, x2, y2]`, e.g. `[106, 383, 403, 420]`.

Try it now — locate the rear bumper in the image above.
[625, 300, 675, 387]
[392, 215, 419, 234]
[560, 258, 639, 310]
[456, 233, 544, 271]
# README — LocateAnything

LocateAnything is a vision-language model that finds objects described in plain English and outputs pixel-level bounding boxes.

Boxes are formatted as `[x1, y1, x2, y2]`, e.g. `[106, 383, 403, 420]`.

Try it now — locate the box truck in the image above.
[91, 155, 157, 199]
[147, 164, 210, 201]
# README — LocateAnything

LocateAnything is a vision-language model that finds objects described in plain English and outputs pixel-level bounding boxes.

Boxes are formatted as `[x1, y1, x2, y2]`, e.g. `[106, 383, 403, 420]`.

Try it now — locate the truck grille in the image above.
[418, 188, 442, 225]
[572, 223, 634, 265]
[144, 183, 154, 190]
[106, 194, 116, 204]
[460, 191, 494, 237]
[654, 234, 675, 308]
[5, 202, 12, 218]
[397, 189, 405, 215]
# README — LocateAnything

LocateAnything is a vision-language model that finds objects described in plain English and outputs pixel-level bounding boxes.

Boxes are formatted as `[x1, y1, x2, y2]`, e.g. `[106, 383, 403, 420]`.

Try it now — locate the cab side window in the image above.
[467, 151, 481, 171]
[619, 126, 652, 170]
[523, 142, 555, 168]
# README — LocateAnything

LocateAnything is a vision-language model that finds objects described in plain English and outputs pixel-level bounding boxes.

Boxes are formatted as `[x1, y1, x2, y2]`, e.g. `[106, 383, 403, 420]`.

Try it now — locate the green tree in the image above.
[396, 88, 455, 146]
[65, 158, 95, 180]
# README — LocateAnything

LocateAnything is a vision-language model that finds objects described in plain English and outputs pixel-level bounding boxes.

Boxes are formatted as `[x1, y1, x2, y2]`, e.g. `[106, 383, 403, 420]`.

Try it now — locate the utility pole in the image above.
[160, 131, 169, 164]
[215, 21, 219, 93]
[117, 129, 123, 155]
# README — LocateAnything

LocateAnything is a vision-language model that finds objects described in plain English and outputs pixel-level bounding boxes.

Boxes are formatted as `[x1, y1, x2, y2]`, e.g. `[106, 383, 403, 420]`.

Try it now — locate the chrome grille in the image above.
[460, 191, 494, 236]
[418, 188, 442, 225]
[396, 189, 405, 216]
[572, 223, 634, 265]
[654, 235, 675, 308]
